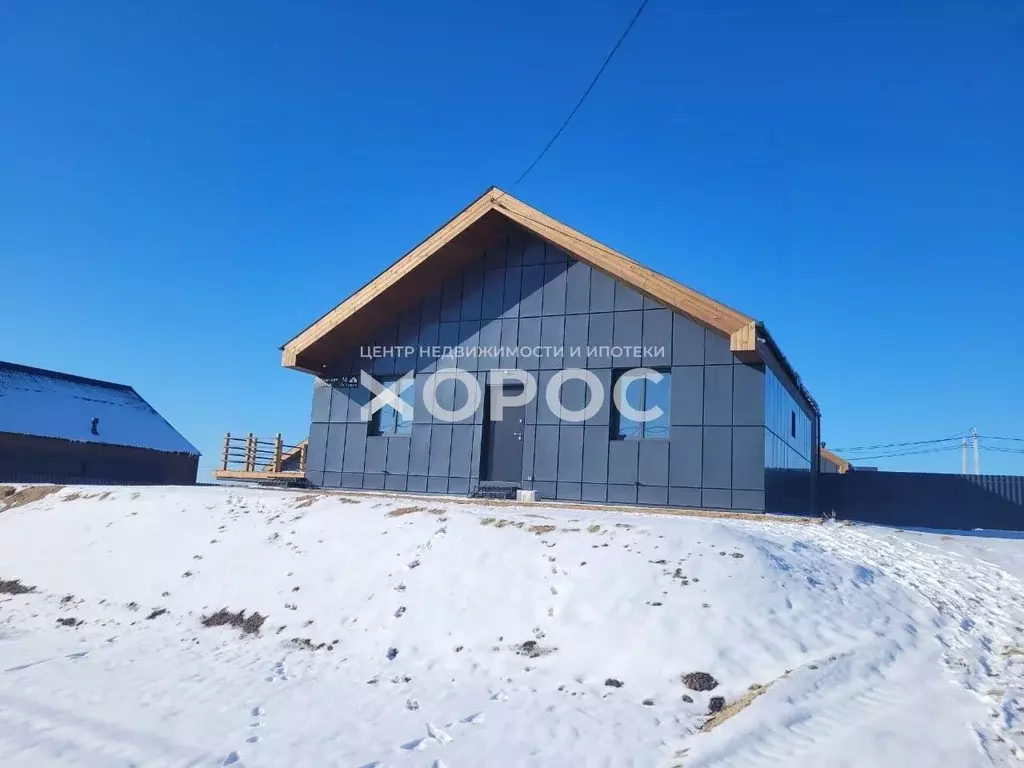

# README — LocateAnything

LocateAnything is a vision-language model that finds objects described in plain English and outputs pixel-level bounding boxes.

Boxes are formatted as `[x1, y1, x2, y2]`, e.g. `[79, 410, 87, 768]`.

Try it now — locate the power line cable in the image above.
[509, 0, 651, 189]
[831, 430, 971, 453]
[841, 445, 963, 461]
[979, 435, 1024, 443]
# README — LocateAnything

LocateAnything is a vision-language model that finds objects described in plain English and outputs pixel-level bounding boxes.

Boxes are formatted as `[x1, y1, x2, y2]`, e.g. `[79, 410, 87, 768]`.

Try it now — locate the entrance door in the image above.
[483, 383, 525, 482]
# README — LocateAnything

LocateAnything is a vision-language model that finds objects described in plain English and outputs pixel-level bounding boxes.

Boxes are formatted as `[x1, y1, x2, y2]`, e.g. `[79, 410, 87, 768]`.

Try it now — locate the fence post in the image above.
[300, 441, 307, 472]
[221, 433, 231, 471]
[245, 432, 255, 472]
[273, 433, 283, 473]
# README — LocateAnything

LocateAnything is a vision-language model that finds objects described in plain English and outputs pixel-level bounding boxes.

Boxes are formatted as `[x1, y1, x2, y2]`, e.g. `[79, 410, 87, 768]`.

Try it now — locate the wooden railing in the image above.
[217, 433, 307, 476]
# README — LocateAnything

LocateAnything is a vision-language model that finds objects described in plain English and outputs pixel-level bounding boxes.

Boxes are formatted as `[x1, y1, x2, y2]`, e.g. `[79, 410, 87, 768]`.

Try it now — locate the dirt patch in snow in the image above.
[513, 640, 556, 658]
[201, 608, 267, 636]
[527, 524, 557, 535]
[480, 517, 525, 529]
[294, 493, 359, 508]
[0, 578, 36, 594]
[700, 682, 773, 733]
[289, 637, 333, 651]
[63, 490, 112, 503]
[682, 671, 719, 691]
[387, 506, 428, 517]
[0, 485, 62, 511]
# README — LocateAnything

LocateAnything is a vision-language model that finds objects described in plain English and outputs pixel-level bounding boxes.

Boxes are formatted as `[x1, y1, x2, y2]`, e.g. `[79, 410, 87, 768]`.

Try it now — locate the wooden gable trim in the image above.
[283, 188, 756, 371]
[491, 195, 753, 335]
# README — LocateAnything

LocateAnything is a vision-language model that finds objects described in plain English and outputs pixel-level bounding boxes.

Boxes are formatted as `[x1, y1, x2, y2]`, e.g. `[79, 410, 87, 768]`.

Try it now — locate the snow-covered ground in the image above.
[1, 486, 1023, 767]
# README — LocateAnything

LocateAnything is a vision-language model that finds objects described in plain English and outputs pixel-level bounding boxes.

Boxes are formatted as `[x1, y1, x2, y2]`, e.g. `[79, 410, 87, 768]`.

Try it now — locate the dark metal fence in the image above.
[819, 471, 1024, 531]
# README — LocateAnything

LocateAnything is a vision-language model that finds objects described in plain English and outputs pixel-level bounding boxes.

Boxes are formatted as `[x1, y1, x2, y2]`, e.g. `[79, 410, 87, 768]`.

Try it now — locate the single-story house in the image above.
[281, 188, 819, 514]
[0, 361, 199, 484]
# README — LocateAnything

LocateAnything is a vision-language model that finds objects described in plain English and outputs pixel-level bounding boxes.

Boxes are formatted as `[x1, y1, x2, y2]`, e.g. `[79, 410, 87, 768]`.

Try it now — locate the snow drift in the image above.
[1, 486, 1023, 767]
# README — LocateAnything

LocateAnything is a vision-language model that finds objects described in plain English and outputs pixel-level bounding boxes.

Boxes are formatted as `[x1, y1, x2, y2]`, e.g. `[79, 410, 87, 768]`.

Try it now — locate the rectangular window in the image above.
[611, 369, 670, 439]
[790, 410, 796, 439]
[369, 377, 414, 436]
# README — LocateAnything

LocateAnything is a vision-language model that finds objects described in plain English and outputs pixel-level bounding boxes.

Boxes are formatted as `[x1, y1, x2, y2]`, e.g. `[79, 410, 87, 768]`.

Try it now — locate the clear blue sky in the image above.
[1, 1, 1021, 476]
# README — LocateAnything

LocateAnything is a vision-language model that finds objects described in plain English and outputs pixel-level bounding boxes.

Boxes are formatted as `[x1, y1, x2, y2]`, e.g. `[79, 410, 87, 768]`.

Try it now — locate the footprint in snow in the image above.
[265, 660, 287, 682]
[223, 751, 242, 765]
[426, 722, 453, 744]
[460, 711, 484, 724]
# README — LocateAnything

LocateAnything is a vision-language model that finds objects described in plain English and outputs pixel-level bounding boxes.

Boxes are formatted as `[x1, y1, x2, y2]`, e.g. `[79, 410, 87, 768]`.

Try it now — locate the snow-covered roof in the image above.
[0, 361, 199, 455]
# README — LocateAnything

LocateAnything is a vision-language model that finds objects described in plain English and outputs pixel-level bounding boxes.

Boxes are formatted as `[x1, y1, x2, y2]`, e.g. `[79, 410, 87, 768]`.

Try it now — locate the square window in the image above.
[369, 377, 414, 436]
[611, 368, 670, 439]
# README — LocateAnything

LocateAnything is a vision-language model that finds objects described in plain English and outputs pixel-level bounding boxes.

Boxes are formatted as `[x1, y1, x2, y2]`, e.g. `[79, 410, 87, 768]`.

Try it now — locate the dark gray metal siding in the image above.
[304, 226, 788, 512]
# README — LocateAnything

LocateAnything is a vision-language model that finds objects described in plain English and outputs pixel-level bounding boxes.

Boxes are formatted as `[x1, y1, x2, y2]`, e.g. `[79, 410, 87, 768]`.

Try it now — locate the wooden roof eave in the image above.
[820, 446, 850, 473]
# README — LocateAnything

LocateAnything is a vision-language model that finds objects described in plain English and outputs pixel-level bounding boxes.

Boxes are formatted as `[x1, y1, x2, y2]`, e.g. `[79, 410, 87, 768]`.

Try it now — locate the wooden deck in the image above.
[213, 433, 308, 483]
[213, 469, 306, 481]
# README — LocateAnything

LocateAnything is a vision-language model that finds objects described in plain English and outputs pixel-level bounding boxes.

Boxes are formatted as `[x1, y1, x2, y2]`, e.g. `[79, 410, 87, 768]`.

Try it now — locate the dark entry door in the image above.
[484, 383, 525, 482]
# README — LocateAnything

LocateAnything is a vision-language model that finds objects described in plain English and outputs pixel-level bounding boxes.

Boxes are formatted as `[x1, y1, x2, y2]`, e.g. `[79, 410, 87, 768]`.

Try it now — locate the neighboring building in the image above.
[282, 188, 819, 514]
[0, 361, 199, 484]
[820, 446, 850, 474]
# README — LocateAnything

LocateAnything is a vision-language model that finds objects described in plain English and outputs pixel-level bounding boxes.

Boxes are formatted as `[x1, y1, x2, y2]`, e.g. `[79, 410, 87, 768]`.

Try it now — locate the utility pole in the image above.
[972, 426, 981, 476]
[962, 438, 968, 475]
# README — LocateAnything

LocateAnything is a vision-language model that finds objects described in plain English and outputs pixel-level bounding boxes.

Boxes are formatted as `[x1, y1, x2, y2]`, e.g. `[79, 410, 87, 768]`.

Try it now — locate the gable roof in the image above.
[282, 187, 817, 415]
[0, 361, 199, 455]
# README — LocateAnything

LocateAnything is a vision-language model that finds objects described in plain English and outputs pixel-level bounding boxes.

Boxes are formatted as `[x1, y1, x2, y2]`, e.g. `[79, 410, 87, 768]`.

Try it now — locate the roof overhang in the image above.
[280, 187, 816, 416]
[282, 187, 758, 371]
[820, 446, 850, 473]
